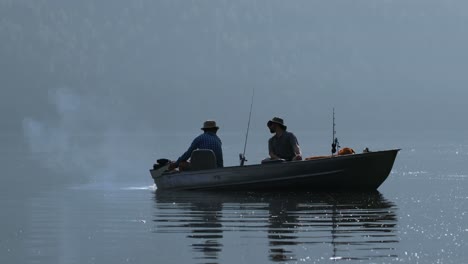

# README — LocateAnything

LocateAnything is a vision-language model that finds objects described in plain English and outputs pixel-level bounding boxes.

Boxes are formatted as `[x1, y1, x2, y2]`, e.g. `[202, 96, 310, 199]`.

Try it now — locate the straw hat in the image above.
[201, 120, 219, 130]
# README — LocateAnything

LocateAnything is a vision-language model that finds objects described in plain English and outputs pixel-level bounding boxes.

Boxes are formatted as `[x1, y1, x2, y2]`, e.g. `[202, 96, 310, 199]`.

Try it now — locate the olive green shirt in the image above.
[268, 131, 300, 161]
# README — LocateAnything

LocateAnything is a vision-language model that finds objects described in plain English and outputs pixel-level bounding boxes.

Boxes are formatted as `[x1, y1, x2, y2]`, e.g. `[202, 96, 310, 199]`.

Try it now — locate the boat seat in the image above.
[190, 149, 217, 171]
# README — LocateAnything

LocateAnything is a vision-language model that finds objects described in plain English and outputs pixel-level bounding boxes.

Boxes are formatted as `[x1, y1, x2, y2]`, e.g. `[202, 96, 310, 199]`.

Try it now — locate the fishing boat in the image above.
[150, 148, 400, 191]
[151, 108, 399, 191]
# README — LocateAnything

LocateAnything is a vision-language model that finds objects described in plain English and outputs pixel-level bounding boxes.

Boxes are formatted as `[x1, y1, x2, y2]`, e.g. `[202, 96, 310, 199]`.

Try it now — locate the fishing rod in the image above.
[239, 87, 255, 166]
[331, 108, 340, 156]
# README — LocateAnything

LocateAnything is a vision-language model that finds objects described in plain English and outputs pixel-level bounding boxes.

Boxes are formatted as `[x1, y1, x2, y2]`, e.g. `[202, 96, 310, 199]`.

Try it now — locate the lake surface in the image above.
[1, 130, 467, 264]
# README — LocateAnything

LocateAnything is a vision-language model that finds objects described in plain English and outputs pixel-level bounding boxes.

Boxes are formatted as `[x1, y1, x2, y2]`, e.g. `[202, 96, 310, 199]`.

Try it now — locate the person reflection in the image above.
[187, 201, 223, 262]
[267, 193, 301, 262]
[154, 191, 224, 264]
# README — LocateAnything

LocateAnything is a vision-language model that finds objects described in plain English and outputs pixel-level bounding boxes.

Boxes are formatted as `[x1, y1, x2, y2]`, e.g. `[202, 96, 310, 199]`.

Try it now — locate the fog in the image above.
[1, 1, 468, 181]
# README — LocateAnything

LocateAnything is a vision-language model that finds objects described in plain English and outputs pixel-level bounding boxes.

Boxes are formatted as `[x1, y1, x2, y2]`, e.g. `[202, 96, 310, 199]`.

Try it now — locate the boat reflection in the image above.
[153, 190, 398, 263]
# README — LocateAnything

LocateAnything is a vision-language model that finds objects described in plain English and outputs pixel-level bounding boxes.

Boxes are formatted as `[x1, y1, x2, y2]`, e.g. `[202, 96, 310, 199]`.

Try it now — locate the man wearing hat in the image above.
[168, 120, 224, 170]
[266, 117, 302, 161]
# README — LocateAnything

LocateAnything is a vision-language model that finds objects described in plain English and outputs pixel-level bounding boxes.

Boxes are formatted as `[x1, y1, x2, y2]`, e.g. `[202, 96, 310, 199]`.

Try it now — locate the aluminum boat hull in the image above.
[150, 149, 399, 191]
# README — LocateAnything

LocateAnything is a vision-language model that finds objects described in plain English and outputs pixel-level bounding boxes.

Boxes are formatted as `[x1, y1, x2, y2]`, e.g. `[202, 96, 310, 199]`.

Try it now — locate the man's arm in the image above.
[175, 137, 199, 166]
[269, 151, 281, 160]
[290, 133, 302, 160]
[293, 143, 302, 160]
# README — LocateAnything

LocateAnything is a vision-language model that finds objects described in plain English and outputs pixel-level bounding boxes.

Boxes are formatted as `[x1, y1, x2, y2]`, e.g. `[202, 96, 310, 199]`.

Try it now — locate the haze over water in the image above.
[1, 1, 467, 263]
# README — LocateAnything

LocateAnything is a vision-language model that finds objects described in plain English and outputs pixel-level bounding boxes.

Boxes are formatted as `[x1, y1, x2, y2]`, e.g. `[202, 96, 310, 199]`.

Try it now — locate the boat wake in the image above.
[70, 183, 156, 191]
[121, 185, 156, 191]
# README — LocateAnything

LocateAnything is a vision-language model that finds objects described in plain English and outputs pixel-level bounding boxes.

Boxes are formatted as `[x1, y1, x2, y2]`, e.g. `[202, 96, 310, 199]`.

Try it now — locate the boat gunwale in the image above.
[150, 148, 401, 180]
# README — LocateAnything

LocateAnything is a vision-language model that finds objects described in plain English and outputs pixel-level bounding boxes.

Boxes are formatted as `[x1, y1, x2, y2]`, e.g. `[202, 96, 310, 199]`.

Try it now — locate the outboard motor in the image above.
[153, 158, 170, 170]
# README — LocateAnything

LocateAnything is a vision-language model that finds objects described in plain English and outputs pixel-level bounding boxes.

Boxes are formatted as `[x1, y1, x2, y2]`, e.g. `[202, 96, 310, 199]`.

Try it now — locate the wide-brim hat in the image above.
[267, 117, 287, 130]
[201, 120, 219, 130]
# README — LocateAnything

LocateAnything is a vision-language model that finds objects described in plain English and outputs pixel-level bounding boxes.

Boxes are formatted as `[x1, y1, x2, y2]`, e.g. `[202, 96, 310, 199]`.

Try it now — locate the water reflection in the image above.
[267, 194, 301, 262]
[153, 191, 398, 263]
[186, 201, 223, 261]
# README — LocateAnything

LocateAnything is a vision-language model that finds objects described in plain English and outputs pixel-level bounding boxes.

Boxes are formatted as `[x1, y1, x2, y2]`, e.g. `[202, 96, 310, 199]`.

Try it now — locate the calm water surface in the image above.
[1, 132, 467, 263]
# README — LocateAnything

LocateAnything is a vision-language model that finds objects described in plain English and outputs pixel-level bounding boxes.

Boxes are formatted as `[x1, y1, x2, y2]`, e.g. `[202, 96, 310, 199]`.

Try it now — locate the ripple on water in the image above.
[153, 191, 399, 262]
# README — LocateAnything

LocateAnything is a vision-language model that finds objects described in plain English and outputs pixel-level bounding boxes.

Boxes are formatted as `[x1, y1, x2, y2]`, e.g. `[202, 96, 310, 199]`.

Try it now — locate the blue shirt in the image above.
[176, 132, 224, 167]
